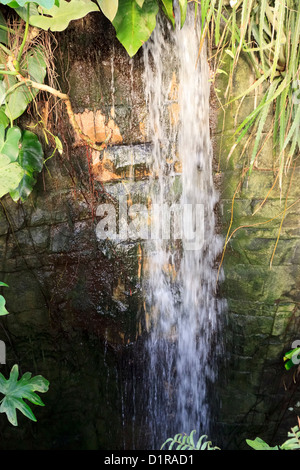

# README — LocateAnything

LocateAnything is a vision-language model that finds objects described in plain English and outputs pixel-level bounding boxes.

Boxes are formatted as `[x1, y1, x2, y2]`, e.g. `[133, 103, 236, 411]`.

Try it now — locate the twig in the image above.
[7, 56, 112, 152]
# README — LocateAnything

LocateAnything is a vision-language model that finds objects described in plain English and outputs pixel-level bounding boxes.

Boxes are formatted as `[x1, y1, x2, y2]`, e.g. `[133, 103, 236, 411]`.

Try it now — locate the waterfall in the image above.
[139, 4, 225, 449]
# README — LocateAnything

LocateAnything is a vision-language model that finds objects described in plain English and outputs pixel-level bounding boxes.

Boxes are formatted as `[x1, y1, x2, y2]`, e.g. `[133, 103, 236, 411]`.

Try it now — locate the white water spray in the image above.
[141, 5, 225, 448]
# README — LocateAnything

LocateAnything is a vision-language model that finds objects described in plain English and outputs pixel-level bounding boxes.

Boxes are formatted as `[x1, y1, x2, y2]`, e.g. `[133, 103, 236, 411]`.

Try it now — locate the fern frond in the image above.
[161, 430, 220, 450]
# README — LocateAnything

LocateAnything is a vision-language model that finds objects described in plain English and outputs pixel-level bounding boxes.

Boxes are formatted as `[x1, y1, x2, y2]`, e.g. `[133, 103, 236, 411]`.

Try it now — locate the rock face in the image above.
[212, 55, 300, 448]
[0, 11, 299, 450]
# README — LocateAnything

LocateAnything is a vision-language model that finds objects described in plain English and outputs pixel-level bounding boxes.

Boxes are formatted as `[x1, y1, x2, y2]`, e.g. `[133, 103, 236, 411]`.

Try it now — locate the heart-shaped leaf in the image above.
[113, 0, 159, 57]
[0, 364, 49, 426]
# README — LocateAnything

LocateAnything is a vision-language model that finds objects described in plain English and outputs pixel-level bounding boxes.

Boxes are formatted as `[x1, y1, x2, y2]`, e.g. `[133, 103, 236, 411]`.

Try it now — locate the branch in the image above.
[7, 57, 112, 153]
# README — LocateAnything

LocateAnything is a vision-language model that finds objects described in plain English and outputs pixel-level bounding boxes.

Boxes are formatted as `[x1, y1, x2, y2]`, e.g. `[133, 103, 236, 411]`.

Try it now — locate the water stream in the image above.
[140, 5, 225, 449]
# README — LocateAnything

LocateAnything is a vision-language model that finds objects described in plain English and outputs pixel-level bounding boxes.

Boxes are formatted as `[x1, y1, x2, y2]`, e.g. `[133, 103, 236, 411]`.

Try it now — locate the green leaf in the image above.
[6, 1, 22, 7]
[97, 0, 118, 22]
[225, 49, 235, 59]
[135, 0, 144, 7]
[178, 0, 187, 28]
[160, 0, 175, 28]
[4, 47, 47, 121]
[284, 347, 300, 361]
[0, 125, 22, 162]
[0, 364, 49, 426]
[2, 0, 56, 7]
[10, 130, 44, 202]
[0, 295, 9, 316]
[283, 347, 300, 369]
[113, 0, 159, 57]
[27, 0, 99, 32]
[0, 124, 24, 199]
[0, 161, 24, 198]
[246, 437, 279, 450]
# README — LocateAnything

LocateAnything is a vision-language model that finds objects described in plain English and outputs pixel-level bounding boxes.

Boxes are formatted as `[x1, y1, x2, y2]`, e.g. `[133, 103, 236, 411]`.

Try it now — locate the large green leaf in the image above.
[26, 0, 99, 32]
[113, 0, 159, 57]
[0, 364, 49, 426]
[2, 0, 56, 7]
[0, 162, 24, 198]
[0, 125, 22, 162]
[10, 130, 44, 202]
[97, 0, 118, 22]
[0, 124, 24, 199]
[4, 47, 47, 121]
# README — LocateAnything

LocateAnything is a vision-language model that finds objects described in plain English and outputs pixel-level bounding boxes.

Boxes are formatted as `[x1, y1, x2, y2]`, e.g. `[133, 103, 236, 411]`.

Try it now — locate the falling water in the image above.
[140, 5, 225, 449]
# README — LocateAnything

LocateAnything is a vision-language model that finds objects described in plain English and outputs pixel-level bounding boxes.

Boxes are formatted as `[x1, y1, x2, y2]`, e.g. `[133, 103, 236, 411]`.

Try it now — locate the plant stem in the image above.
[15, 4, 30, 70]
[0, 70, 18, 75]
[22, 78, 112, 152]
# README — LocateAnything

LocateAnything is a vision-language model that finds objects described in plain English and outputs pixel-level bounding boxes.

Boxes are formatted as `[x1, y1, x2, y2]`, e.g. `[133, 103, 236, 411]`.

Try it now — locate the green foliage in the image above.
[207, 0, 300, 186]
[0, 124, 44, 201]
[280, 423, 300, 450]
[246, 437, 279, 450]
[161, 430, 220, 450]
[0, 124, 25, 198]
[0, 162, 24, 198]
[1, 0, 57, 7]
[0, 364, 49, 426]
[283, 347, 300, 371]
[162, 422, 300, 451]
[160, 0, 175, 27]
[97, 0, 118, 22]
[2, 47, 47, 121]
[112, 0, 159, 57]
[178, 0, 187, 28]
[20, 0, 99, 32]
[10, 129, 44, 201]
[0, 281, 9, 316]
[247, 420, 300, 450]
